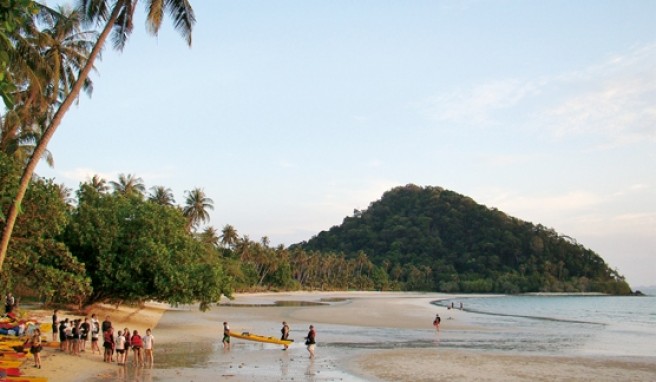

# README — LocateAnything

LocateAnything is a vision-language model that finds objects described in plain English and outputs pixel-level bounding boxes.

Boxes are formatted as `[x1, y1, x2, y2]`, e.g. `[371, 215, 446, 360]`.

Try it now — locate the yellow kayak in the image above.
[0, 360, 23, 368]
[229, 332, 293, 346]
[4, 377, 48, 382]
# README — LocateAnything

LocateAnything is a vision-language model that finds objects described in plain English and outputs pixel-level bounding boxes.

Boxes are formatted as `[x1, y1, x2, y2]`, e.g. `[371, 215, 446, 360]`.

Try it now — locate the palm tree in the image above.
[182, 187, 213, 231]
[88, 174, 109, 193]
[0, 0, 195, 269]
[197, 226, 220, 248]
[1, 5, 94, 165]
[0, 0, 195, 270]
[148, 185, 175, 205]
[110, 173, 145, 197]
[220, 224, 238, 249]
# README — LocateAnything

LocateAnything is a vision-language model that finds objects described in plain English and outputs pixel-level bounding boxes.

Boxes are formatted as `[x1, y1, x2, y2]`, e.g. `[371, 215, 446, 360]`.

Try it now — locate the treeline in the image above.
[0, 155, 396, 309]
[297, 184, 633, 295]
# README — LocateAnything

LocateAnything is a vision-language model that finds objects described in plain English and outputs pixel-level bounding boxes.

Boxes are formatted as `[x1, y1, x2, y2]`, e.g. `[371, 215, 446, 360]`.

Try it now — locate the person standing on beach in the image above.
[101, 316, 112, 333]
[90, 319, 100, 355]
[4, 292, 15, 313]
[305, 325, 316, 359]
[123, 327, 131, 354]
[80, 317, 90, 352]
[103, 327, 114, 363]
[115, 330, 126, 365]
[51, 310, 59, 342]
[143, 328, 155, 366]
[433, 314, 441, 332]
[281, 321, 290, 350]
[58, 319, 67, 352]
[222, 322, 231, 349]
[26, 328, 42, 368]
[131, 329, 144, 366]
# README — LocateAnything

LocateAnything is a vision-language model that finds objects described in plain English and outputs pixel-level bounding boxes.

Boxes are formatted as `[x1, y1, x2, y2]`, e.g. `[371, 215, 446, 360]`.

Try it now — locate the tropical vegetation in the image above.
[297, 185, 632, 295]
[0, 2, 633, 313]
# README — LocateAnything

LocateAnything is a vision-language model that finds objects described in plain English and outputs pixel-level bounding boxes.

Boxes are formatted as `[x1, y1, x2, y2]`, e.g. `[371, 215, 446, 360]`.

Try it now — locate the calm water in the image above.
[435, 295, 656, 357]
[82, 294, 656, 381]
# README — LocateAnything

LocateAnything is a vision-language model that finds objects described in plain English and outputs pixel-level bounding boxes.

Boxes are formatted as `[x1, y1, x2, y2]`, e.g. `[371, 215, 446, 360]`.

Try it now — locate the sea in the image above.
[83, 294, 656, 381]
[432, 294, 656, 357]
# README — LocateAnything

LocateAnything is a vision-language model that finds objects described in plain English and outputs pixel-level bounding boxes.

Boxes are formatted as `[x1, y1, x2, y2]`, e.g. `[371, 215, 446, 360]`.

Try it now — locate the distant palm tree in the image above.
[198, 226, 220, 248]
[148, 185, 175, 206]
[220, 224, 238, 249]
[89, 174, 109, 193]
[182, 188, 213, 231]
[110, 173, 145, 197]
[56, 183, 75, 208]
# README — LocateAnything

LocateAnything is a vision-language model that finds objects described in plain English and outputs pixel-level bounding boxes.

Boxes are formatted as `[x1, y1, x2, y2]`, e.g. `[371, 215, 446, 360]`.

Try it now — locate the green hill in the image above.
[297, 184, 632, 294]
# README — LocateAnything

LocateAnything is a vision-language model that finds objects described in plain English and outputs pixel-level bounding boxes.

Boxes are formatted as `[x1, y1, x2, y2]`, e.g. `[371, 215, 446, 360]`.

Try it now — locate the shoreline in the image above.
[14, 292, 656, 381]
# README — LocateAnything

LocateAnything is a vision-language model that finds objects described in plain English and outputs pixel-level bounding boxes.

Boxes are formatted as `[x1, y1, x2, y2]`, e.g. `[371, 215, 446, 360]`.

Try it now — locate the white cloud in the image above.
[420, 43, 656, 147]
[422, 79, 540, 126]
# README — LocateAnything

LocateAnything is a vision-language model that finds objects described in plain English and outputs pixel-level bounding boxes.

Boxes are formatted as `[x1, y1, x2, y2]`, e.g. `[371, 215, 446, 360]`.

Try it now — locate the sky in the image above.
[38, 1, 655, 287]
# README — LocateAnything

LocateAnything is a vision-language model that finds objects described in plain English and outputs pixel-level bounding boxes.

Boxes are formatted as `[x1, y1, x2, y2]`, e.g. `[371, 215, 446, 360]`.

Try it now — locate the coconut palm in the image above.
[220, 224, 238, 249]
[148, 185, 175, 206]
[88, 174, 110, 193]
[197, 226, 220, 248]
[0, 0, 196, 269]
[182, 187, 213, 231]
[1, 5, 94, 165]
[110, 173, 146, 197]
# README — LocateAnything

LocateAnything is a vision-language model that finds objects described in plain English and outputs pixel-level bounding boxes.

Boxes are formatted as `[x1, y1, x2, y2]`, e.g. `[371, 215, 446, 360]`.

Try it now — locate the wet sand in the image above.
[21, 292, 656, 381]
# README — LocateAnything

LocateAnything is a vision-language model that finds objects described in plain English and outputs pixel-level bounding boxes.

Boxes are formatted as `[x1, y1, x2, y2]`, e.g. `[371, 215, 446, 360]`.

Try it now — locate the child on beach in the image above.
[433, 314, 441, 332]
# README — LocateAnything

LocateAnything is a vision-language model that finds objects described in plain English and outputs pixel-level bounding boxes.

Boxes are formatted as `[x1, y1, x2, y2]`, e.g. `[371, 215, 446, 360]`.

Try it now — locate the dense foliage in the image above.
[1, 153, 91, 305]
[298, 184, 632, 295]
[65, 182, 230, 310]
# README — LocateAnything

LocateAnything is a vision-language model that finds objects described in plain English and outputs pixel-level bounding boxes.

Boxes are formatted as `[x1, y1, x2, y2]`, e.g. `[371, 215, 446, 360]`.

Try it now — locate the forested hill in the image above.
[297, 184, 632, 294]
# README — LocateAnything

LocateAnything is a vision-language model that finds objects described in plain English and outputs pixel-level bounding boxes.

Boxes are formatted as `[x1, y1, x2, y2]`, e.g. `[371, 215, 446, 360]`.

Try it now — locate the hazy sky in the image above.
[38, 1, 655, 287]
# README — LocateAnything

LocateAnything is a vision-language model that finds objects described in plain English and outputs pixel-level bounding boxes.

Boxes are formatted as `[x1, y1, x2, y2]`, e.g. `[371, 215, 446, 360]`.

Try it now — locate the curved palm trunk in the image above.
[0, 5, 123, 271]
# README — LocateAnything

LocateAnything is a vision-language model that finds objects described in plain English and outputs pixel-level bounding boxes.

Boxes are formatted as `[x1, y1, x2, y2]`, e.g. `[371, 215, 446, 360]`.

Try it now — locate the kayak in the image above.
[229, 332, 293, 346]
[2, 377, 48, 382]
[0, 361, 22, 368]
[0, 367, 21, 376]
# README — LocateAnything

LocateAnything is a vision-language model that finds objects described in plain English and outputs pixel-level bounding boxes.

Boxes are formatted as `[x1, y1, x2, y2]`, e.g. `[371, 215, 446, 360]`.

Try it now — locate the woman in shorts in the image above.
[131, 329, 143, 366]
[27, 328, 42, 368]
[115, 330, 126, 365]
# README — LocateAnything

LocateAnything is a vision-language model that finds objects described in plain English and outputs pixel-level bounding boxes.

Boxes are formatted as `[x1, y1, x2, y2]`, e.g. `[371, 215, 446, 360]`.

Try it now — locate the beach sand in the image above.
[14, 292, 656, 381]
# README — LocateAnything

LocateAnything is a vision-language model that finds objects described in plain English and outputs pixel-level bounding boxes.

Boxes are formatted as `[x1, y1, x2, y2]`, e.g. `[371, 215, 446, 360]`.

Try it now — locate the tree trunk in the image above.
[0, 5, 123, 271]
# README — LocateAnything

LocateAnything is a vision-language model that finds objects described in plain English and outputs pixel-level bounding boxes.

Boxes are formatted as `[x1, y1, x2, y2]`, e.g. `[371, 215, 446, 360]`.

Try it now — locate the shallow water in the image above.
[81, 294, 656, 381]
[436, 295, 656, 357]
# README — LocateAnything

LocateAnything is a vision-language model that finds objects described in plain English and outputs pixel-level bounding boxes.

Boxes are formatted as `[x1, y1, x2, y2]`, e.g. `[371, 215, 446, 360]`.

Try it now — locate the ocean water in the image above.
[82, 294, 656, 381]
[434, 295, 656, 357]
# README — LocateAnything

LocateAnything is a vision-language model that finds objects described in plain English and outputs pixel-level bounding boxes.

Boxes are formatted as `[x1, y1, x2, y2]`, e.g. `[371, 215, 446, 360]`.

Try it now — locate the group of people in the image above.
[222, 321, 317, 358]
[51, 310, 155, 367]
